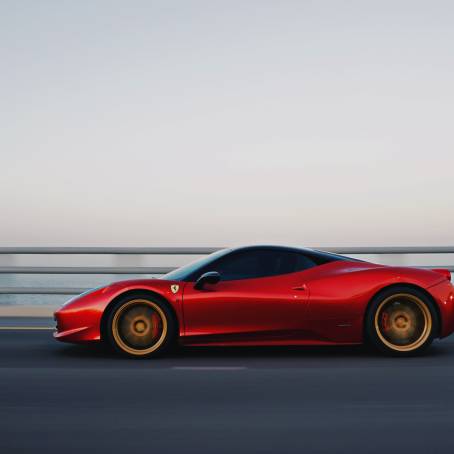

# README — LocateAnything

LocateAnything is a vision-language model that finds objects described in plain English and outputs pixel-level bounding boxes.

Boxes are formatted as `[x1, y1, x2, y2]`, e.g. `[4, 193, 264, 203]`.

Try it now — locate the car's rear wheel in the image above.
[366, 286, 438, 356]
[106, 293, 176, 358]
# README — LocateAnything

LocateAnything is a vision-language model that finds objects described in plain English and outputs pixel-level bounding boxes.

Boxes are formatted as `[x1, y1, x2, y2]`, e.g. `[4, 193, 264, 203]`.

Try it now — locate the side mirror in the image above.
[194, 271, 221, 290]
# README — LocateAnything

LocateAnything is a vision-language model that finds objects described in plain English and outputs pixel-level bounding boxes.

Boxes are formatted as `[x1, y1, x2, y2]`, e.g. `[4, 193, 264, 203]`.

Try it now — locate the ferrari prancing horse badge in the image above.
[171, 284, 179, 294]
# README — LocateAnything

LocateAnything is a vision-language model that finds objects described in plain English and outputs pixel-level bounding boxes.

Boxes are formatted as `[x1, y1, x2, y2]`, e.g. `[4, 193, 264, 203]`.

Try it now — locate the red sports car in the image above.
[54, 245, 454, 357]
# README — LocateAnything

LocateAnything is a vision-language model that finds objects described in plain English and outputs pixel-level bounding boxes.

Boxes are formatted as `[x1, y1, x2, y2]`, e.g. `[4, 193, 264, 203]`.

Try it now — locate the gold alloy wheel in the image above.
[111, 299, 168, 356]
[374, 293, 432, 352]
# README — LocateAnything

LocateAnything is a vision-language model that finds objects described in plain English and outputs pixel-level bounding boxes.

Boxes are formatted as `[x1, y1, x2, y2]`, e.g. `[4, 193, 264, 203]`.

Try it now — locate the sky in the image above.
[1, 0, 453, 247]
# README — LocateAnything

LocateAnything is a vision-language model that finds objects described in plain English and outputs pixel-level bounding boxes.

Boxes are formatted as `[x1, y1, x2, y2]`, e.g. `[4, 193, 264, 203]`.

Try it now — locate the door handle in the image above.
[292, 284, 307, 291]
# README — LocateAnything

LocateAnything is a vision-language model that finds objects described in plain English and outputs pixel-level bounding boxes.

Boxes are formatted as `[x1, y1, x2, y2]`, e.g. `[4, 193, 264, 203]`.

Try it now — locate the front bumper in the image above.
[53, 302, 104, 343]
[53, 324, 93, 342]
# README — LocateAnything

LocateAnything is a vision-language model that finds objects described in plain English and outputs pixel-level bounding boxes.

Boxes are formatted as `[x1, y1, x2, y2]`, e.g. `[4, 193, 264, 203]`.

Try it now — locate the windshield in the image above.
[162, 249, 230, 281]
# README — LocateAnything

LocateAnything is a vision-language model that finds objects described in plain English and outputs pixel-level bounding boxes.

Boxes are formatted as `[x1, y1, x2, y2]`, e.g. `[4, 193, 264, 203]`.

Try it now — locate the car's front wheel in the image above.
[365, 286, 438, 356]
[106, 293, 176, 358]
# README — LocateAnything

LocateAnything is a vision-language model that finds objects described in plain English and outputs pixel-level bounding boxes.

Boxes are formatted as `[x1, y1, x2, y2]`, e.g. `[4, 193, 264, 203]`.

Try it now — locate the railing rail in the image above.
[0, 266, 176, 275]
[1, 246, 454, 254]
[0, 247, 222, 255]
[0, 287, 87, 295]
[0, 246, 453, 295]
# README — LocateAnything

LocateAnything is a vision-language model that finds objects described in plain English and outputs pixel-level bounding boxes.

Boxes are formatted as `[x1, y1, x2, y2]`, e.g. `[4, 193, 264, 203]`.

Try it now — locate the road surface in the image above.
[1, 317, 454, 453]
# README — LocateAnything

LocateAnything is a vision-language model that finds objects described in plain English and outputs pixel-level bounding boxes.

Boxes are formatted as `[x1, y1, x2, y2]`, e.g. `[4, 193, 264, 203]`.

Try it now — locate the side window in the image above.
[276, 252, 316, 275]
[205, 250, 316, 281]
[213, 250, 269, 281]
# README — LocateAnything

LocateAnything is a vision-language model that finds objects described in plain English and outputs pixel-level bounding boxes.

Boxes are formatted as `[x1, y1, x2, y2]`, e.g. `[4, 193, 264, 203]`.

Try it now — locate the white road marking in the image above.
[0, 326, 54, 330]
[172, 366, 247, 371]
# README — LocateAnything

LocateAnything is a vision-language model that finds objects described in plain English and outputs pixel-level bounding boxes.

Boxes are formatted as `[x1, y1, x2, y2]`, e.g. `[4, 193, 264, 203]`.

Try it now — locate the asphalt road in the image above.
[2, 318, 454, 454]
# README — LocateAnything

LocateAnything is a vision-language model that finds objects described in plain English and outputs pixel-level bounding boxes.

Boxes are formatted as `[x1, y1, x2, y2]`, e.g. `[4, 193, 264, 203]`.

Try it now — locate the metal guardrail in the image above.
[0, 266, 175, 275]
[1, 246, 454, 255]
[0, 246, 453, 295]
[0, 287, 87, 295]
[0, 247, 222, 255]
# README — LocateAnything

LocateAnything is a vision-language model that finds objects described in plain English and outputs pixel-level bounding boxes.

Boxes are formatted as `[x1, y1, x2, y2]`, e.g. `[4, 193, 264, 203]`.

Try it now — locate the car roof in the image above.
[229, 245, 316, 254]
[227, 245, 357, 263]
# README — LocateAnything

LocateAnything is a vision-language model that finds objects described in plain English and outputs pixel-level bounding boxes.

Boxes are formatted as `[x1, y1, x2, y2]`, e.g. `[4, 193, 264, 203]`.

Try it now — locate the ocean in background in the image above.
[0, 253, 453, 306]
[0, 274, 160, 306]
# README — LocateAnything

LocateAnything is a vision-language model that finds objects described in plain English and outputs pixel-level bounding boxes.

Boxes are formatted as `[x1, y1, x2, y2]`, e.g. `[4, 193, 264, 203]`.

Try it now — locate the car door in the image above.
[181, 249, 314, 344]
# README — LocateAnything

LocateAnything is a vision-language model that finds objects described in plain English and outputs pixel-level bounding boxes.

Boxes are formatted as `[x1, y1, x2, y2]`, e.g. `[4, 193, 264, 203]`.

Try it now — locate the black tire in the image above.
[365, 286, 438, 356]
[106, 292, 177, 358]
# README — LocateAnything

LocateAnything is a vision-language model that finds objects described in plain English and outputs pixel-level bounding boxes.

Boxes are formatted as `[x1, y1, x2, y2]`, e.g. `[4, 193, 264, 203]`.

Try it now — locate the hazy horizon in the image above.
[1, 1, 453, 247]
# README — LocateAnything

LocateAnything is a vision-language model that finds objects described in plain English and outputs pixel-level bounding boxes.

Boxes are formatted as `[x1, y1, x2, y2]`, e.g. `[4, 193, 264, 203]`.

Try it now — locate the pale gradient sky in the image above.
[1, 0, 453, 247]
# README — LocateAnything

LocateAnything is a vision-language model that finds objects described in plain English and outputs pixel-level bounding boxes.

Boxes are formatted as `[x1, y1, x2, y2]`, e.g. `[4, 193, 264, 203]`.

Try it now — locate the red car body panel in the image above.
[180, 271, 310, 345]
[54, 279, 184, 343]
[54, 259, 454, 347]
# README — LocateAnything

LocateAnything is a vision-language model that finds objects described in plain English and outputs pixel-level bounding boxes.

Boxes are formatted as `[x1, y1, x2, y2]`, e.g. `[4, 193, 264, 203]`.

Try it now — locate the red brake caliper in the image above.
[381, 312, 390, 331]
[150, 311, 160, 339]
